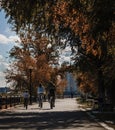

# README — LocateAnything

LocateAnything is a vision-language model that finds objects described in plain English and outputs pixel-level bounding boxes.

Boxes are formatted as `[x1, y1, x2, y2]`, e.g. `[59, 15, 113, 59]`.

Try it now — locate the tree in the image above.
[56, 74, 67, 96]
[5, 31, 58, 95]
[1, 0, 115, 107]
[52, 0, 115, 105]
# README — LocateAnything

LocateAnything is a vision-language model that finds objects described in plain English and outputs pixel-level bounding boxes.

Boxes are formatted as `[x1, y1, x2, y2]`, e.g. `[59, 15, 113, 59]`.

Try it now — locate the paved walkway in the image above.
[0, 98, 113, 130]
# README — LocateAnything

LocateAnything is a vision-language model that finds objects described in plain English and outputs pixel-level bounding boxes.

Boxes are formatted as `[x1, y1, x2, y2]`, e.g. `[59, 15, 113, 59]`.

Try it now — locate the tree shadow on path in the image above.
[0, 110, 103, 130]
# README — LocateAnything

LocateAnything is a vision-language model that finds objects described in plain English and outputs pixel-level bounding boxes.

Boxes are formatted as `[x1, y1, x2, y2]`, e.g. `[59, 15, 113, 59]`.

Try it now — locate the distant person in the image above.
[37, 83, 44, 95]
[23, 90, 29, 109]
[47, 81, 56, 108]
[71, 92, 73, 98]
[98, 97, 104, 111]
[37, 83, 44, 108]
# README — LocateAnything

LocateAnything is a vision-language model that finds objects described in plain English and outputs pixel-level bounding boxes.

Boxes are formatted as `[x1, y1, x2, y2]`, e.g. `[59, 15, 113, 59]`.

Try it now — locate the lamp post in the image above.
[29, 66, 33, 105]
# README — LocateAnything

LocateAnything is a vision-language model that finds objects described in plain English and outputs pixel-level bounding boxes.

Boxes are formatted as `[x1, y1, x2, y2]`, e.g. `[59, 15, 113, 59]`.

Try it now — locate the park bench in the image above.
[86, 98, 98, 109]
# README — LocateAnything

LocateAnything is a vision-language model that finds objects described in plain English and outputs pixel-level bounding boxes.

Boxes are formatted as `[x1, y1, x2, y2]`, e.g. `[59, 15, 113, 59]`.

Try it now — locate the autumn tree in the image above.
[56, 74, 67, 97]
[1, 0, 115, 107]
[52, 0, 115, 105]
[5, 30, 59, 95]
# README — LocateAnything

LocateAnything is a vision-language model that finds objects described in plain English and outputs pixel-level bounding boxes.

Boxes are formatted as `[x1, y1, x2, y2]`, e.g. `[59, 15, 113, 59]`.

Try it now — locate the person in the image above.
[98, 97, 104, 111]
[47, 81, 56, 108]
[37, 83, 44, 108]
[23, 90, 29, 109]
[71, 92, 73, 98]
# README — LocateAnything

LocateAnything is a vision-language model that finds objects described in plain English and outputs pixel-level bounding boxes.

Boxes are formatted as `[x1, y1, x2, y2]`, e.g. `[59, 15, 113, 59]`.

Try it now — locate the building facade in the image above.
[64, 72, 77, 96]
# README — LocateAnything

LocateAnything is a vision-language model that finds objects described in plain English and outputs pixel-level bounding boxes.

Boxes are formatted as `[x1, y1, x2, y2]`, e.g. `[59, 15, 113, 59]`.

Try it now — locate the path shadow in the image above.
[0, 110, 101, 130]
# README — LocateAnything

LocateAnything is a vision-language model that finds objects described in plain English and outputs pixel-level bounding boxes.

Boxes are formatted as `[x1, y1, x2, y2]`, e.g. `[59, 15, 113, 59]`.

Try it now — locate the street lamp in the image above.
[29, 66, 33, 105]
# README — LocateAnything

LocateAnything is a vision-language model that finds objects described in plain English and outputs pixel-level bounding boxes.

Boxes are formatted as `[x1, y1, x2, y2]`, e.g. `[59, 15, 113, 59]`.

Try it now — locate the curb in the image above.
[80, 107, 114, 130]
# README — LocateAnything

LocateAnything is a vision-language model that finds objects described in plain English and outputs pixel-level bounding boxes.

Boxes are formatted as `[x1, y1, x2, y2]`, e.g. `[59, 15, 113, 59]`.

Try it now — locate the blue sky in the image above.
[0, 10, 72, 88]
[0, 10, 19, 87]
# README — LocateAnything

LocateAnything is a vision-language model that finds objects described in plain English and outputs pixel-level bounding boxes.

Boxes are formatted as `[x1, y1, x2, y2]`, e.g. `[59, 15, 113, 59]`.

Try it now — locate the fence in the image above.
[0, 95, 37, 110]
[0, 96, 22, 109]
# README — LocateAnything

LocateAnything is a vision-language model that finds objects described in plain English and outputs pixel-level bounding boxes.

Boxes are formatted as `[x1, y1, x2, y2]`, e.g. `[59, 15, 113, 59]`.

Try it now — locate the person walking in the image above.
[71, 92, 74, 98]
[37, 83, 44, 108]
[47, 81, 56, 109]
[23, 90, 29, 109]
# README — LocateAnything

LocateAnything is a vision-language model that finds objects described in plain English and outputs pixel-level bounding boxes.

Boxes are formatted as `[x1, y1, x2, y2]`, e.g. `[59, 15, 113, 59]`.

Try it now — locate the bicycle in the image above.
[38, 93, 44, 108]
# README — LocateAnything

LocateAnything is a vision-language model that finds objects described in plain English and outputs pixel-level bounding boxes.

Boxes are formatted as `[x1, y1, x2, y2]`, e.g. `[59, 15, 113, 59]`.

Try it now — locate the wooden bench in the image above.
[86, 99, 98, 109]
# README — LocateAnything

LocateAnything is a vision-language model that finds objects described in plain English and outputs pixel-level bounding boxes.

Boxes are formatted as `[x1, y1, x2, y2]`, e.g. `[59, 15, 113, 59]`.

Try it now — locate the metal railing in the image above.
[0, 96, 22, 109]
[0, 95, 37, 110]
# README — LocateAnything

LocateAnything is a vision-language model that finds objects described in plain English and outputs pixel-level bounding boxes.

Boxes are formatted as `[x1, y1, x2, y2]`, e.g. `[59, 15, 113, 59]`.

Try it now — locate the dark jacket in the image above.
[48, 82, 56, 96]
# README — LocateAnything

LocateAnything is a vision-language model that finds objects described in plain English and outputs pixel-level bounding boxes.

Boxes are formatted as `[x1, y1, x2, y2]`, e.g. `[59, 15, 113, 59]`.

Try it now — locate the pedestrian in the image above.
[37, 83, 44, 108]
[47, 81, 56, 108]
[37, 83, 44, 95]
[71, 92, 73, 98]
[23, 90, 29, 109]
[98, 97, 104, 111]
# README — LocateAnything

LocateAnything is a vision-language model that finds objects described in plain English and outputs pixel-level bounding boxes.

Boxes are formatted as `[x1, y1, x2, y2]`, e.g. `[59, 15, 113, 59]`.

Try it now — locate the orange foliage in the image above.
[52, 1, 103, 58]
[7, 31, 57, 91]
[56, 75, 67, 95]
[77, 72, 98, 94]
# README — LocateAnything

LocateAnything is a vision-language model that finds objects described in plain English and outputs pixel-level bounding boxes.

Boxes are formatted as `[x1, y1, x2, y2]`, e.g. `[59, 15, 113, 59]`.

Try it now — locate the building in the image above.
[0, 87, 11, 94]
[64, 72, 77, 96]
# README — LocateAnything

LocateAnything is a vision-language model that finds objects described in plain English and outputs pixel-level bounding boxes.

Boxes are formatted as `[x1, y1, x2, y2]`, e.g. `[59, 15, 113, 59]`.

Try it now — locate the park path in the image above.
[0, 98, 108, 130]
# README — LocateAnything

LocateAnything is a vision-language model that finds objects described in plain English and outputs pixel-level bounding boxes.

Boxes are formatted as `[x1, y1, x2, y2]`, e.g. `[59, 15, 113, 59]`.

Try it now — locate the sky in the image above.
[0, 10, 19, 87]
[0, 10, 72, 88]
